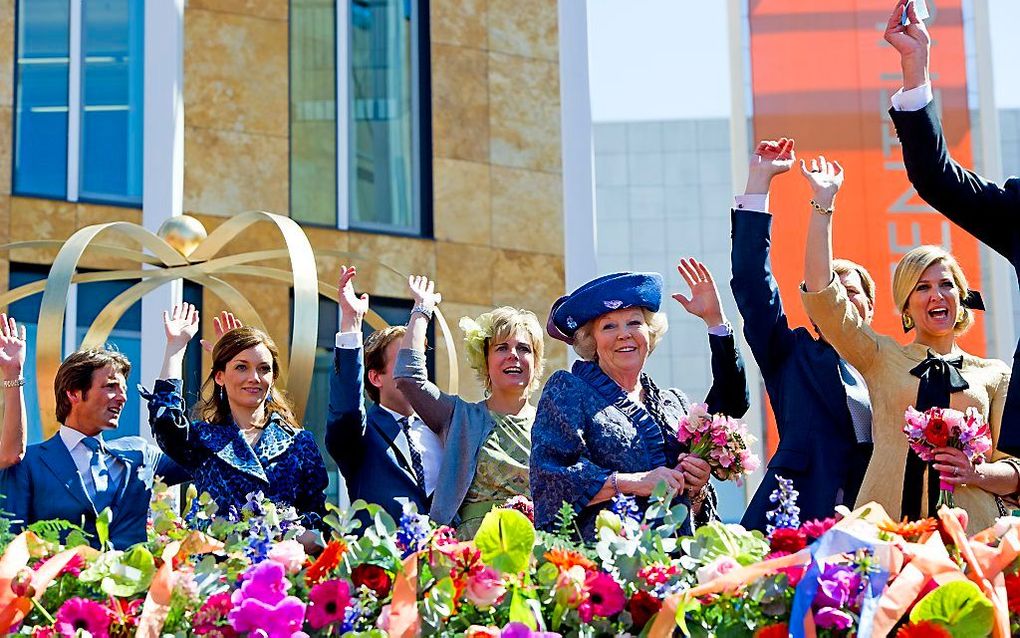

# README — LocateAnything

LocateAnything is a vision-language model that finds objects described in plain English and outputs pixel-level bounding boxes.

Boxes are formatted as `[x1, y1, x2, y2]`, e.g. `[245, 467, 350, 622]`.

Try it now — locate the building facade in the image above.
[0, 0, 568, 502]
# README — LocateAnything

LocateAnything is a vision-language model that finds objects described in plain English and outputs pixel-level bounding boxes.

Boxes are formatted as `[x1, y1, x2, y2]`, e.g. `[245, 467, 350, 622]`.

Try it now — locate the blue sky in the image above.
[588, 0, 1020, 122]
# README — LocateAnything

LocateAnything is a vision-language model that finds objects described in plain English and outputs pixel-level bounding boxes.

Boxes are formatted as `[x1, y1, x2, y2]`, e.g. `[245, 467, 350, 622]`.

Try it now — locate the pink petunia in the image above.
[306, 579, 352, 629]
[54, 597, 114, 638]
[228, 561, 307, 638]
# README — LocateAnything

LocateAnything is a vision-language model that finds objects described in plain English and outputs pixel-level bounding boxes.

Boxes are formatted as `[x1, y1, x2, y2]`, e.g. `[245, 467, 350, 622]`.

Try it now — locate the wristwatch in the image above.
[411, 304, 434, 321]
[2, 377, 26, 388]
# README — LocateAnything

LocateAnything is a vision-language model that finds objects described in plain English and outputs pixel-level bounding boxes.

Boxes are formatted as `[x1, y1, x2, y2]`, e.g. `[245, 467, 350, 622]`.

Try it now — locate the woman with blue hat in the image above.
[531, 260, 750, 540]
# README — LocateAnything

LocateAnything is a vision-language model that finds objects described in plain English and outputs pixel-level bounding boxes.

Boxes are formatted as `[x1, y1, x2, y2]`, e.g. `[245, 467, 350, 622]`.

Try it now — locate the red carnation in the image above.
[626, 590, 662, 631]
[769, 527, 807, 553]
[351, 563, 393, 598]
[754, 623, 788, 638]
[1005, 571, 1020, 614]
[895, 620, 952, 638]
[924, 417, 950, 447]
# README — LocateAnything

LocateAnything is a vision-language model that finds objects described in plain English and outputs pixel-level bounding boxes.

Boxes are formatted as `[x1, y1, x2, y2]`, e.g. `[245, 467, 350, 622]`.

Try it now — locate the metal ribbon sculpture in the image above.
[0, 211, 458, 437]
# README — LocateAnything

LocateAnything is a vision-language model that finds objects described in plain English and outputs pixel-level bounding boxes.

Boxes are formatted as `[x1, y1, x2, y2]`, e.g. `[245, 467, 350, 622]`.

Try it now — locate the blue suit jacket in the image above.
[0, 434, 188, 549]
[730, 210, 869, 530]
[326, 347, 429, 523]
[891, 102, 1020, 455]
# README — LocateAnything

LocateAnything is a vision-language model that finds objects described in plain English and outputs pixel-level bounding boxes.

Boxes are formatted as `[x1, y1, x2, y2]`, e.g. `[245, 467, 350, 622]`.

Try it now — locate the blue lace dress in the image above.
[141, 379, 329, 528]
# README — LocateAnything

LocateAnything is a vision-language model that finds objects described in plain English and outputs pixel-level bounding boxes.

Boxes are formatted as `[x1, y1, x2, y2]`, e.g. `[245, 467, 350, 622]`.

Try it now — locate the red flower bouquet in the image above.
[903, 406, 992, 507]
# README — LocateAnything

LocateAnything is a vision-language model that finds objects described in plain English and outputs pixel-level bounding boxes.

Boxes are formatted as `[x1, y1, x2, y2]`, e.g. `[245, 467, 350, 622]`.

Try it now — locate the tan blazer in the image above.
[801, 278, 1010, 532]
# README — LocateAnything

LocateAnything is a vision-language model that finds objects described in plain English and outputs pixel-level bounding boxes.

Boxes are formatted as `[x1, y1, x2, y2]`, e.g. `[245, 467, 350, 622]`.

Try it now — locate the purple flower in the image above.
[500, 622, 561, 638]
[609, 494, 640, 523]
[814, 607, 854, 630]
[228, 560, 307, 638]
[813, 563, 862, 610]
[396, 507, 431, 558]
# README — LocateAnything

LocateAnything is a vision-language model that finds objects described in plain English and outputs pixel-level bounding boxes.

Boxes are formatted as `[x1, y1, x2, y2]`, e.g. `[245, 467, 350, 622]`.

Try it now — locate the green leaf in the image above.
[95, 507, 112, 549]
[509, 586, 537, 629]
[909, 580, 994, 638]
[474, 509, 535, 574]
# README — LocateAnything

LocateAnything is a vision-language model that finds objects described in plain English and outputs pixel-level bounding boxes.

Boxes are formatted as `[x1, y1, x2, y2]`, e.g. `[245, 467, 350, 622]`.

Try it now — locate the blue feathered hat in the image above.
[547, 272, 663, 344]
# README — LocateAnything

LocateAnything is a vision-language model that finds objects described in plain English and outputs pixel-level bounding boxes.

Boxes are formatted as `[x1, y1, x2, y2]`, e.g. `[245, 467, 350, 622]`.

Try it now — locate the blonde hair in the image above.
[832, 258, 877, 308]
[572, 308, 668, 362]
[461, 307, 546, 397]
[892, 245, 974, 334]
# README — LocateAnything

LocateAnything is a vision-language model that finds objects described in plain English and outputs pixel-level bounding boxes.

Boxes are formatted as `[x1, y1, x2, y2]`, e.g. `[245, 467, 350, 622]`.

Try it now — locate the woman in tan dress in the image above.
[799, 154, 1018, 531]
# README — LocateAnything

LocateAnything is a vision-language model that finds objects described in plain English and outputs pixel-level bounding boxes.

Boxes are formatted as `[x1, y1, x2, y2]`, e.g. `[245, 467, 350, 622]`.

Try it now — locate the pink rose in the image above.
[267, 539, 307, 575]
[465, 566, 506, 609]
[696, 556, 739, 585]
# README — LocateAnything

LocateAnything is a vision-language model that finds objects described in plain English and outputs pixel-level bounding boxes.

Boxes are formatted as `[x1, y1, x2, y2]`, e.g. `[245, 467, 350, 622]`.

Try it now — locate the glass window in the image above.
[79, 0, 144, 202]
[13, 0, 144, 205]
[290, 0, 430, 235]
[13, 0, 70, 198]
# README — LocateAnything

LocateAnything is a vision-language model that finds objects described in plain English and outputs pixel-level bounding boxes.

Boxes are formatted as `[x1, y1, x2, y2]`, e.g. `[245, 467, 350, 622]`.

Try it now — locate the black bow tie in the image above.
[909, 351, 968, 405]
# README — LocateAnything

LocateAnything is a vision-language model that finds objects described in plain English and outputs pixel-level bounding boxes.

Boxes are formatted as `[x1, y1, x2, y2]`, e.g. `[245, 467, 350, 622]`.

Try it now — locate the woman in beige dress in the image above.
[799, 154, 1018, 531]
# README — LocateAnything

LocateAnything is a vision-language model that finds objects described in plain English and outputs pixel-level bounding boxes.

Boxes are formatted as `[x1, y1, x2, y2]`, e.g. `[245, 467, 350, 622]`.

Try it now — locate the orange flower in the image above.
[543, 548, 596, 572]
[895, 620, 952, 638]
[879, 517, 939, 542]
[305, 540, 348, 586]
[754, 623, 788, 638]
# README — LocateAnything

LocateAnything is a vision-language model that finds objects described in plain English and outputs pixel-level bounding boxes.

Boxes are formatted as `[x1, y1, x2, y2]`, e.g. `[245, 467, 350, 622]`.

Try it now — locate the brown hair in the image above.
[832, 258, 877, 308]
[364, 325, 406, 404]
[196, 326, 301, 430]
[54, 348, 132, 424]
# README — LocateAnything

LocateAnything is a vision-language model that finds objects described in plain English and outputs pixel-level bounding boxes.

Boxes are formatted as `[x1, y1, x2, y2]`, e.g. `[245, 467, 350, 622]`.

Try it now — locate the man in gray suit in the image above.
[1, 348, 188, 548]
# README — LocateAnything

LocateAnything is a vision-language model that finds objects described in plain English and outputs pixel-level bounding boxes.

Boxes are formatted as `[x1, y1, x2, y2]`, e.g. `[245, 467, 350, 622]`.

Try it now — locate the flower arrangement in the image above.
[903, 406, 993, 506]
[677, 403, 760, 485]
[459, 313, 497, 379]
[3, 481, 1020, 638]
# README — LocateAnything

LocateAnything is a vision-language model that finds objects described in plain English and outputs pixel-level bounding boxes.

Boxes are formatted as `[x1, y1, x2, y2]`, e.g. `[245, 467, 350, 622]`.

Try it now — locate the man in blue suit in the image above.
[1, 348, 188, 548]
[326, 266, 443, 523]
[732, 139, 875, 530]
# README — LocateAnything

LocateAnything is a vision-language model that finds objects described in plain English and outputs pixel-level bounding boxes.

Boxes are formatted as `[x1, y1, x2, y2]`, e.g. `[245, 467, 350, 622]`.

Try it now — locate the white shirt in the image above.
[890, 82, 934, 112]
[58, 425, 126, 499]
[335, 331, 444, 495]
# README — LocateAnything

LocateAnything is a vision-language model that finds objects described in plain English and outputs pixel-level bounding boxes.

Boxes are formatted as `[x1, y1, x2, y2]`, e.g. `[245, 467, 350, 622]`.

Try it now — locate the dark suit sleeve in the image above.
[325, 347, 368, 479]
[0, 463, 30, 533]
[142, 378, 210, 470]
[153, 449, 191, 486]
[703, 331, 750, 418]
[729, 209, 797, 376]
[891, 102, 1020, 258]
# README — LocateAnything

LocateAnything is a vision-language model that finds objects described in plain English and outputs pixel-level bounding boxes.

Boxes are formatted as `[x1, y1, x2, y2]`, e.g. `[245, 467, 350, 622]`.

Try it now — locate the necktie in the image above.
[81, 437, 114, 512]
[399, 416, 427, 491]
[837, 359, 873, 444]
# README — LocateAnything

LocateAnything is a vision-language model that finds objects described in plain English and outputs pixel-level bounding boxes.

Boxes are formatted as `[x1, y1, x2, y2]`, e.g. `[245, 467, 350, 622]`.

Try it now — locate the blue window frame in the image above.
[13, 0, 144, 205]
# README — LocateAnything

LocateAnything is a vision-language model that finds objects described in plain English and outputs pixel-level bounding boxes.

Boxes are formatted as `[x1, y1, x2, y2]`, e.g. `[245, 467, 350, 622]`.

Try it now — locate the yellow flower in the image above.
[459, 313, 496, 376]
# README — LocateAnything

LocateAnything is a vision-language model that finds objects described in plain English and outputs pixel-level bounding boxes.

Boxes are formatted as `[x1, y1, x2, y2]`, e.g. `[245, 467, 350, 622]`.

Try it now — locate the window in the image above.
[290, 0, 432, 235]
[13, 0, 144, 204]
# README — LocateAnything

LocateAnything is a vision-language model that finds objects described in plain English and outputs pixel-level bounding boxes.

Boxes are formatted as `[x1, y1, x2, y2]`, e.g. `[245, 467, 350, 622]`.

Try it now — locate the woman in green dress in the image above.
[394, 275, 544, 537]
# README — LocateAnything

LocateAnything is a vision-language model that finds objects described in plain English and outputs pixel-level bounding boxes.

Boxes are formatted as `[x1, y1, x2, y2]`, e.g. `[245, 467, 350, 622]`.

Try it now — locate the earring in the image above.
[956, 307, 966, 324]
[902, 314, 914, 333]
[218, 384, 225, 401]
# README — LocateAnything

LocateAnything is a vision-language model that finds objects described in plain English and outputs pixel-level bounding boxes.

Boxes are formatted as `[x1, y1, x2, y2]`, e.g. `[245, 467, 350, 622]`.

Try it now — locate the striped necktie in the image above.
[81, 437, 115, 512]
[398, 416, 427, 490]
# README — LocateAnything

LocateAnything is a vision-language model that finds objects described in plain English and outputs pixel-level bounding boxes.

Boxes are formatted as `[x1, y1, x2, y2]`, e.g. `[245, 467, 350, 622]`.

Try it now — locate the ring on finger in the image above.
[953, 466, 959, 477]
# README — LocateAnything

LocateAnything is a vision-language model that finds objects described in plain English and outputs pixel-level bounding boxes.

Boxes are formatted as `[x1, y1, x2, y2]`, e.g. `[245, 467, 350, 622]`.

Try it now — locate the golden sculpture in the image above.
[0, 212, 458, 437]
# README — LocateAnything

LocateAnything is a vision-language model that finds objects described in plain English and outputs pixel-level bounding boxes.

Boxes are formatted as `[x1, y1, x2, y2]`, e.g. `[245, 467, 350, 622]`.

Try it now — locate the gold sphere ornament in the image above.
[157, 215, 208, 257]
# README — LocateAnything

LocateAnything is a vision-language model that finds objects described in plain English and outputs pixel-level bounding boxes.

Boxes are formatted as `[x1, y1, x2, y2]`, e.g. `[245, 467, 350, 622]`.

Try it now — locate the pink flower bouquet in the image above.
[903, 405, 993, 506]
[677, 403, 760, 485]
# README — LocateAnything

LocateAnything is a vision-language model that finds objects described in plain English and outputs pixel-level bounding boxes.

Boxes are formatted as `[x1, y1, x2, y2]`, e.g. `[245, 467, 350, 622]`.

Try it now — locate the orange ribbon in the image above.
[136, 531, 224, 638]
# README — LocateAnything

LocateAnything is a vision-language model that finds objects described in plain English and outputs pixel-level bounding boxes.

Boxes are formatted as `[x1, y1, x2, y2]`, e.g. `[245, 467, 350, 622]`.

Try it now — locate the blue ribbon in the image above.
[789, 527, 892, 638]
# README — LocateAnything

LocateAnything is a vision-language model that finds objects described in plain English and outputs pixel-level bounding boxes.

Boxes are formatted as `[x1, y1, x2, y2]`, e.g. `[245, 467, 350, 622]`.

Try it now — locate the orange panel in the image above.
[748, 0, 985, 457]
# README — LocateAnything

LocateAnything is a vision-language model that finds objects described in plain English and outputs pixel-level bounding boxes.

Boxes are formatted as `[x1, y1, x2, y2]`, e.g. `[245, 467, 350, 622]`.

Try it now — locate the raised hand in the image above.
[0, 314, 27, 380]
[745, 138, 795, 194]
[338, 265, 369, 333]
[799, 155, 844, 211]
[163, 303, 200, 353]
[884, 0, 930, 90]
[200, 311, 243, 353]
[672, 258, 726, 328]
[407, 275, 442, 313]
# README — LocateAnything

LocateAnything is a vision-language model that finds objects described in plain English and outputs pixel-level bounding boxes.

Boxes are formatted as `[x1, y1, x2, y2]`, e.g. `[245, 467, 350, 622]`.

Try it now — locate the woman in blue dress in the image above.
[531, 262, 750, 540]
[141, 304, 328, 528]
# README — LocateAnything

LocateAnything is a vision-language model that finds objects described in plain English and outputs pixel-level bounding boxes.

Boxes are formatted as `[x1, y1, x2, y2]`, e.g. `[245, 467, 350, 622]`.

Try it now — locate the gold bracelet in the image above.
[810, 199, 835, 215]
[2, 377, 26, 388]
